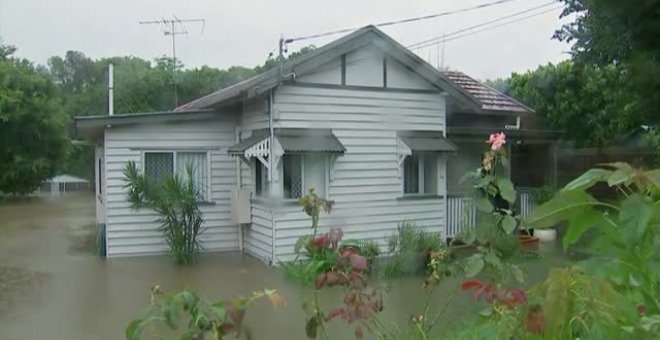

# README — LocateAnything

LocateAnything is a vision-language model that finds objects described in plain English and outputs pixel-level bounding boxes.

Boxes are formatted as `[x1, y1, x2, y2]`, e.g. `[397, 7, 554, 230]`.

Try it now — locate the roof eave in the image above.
[72, 109, 217, 140]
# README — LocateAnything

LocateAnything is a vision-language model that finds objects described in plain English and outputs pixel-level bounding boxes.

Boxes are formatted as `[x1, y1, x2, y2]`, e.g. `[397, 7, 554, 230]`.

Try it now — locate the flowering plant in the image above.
[458, 132, 522, 276]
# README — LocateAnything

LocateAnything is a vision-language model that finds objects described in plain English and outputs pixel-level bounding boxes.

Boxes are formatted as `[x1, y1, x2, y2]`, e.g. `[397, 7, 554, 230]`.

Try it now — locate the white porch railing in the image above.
[446, 189, 538, 239]
[517, 188, 537, 220]
[447, 196, 476, 239]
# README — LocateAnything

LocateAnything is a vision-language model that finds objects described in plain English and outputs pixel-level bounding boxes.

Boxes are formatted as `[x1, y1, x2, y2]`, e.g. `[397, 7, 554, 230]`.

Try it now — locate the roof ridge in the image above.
[174, 25, 481, 112]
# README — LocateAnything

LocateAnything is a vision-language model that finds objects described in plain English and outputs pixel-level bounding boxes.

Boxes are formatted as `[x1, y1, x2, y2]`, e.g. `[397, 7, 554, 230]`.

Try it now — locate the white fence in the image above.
[517, 188, 536, 220]
[446, 189, 536, 239]
[447, 196, 477, 239]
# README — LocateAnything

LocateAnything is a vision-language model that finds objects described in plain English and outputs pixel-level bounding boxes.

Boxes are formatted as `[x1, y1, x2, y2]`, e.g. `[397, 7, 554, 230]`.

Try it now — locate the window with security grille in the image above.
[283, 154, 327, 199]
[283, 154, 303, 199]
[403, 152, 438, 195]
[144, 151, 209, 200]
[144, 152, 173, 181]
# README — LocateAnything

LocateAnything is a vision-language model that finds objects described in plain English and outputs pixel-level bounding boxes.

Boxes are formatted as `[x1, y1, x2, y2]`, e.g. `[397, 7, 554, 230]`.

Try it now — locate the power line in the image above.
[410, 6, 562, 51]
[407, 1, 557, 49]
[286, 0, 523, 43]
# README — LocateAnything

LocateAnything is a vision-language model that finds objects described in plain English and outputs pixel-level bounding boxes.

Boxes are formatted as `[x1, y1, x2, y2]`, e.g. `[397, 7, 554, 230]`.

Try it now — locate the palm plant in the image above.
[123, 161, 204, 265]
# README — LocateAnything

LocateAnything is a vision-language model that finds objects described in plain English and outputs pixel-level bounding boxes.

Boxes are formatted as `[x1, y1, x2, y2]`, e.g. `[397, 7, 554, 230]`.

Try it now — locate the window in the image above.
[283, 154, 303, 199]
[254, 160, 269, 196]
[283, 154, 327, 199]
[144, 151, 209, 200]
[403, 152, 438, 195]
[144, 152, 173, 181]
[98, 157, 103, 195]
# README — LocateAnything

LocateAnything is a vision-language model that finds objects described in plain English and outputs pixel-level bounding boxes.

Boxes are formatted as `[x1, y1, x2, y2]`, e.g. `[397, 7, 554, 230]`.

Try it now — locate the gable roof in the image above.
[442, 71, 533, 114]
[175, 25, 482, 113]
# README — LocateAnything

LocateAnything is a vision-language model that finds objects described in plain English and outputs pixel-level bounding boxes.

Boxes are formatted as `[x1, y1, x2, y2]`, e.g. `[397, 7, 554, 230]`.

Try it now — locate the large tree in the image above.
[506, 61, 640, 147]
[0, 44, 69, 194]
[555, 0, 660, 121]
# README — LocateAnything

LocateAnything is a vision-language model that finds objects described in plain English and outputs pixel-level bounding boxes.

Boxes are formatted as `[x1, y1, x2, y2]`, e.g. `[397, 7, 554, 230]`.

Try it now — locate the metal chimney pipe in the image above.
[108, 64, 114, 116]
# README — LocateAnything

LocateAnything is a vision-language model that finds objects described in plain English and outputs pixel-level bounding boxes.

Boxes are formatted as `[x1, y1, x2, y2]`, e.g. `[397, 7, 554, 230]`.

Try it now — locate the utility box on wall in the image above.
[230, 188, 251, 224]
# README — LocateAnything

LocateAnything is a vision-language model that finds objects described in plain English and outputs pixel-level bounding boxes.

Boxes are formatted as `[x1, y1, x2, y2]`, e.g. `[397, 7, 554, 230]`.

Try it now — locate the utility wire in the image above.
[410, 6, 562, 50]
[407, 1, 557, 49]
[287, 0, 523, 43]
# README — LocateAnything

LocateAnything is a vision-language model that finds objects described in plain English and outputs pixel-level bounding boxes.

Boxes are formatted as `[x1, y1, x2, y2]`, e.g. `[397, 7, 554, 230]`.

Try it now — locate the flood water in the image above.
[0, 193, 565, 339]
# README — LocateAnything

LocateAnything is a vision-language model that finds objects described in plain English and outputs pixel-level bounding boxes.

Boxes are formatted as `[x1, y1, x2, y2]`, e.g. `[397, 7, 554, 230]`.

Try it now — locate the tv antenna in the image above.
[140, 15, 205, 108]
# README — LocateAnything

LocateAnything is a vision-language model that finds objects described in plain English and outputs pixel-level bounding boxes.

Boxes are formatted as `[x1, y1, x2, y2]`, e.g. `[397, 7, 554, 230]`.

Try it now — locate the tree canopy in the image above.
[0, 44, 69, 194]
[487, 1, 659, 149]
[0, 38, 316, 194]
[500, 61, 640, 148]
[554, 0, 660, 123]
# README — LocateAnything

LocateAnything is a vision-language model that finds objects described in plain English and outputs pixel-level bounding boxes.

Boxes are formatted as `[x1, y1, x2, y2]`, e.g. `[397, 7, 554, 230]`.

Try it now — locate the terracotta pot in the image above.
[519, 234, 540, 251]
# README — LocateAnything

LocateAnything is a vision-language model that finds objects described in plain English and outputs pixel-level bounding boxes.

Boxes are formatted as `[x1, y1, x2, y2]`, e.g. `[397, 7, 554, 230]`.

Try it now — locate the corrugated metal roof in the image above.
[442, 71, 533, 114]
[227, 130, 269, 155]
[400, 134, 457, 152]
[227, 129, 346, 154]
[277, 132, 346, 153]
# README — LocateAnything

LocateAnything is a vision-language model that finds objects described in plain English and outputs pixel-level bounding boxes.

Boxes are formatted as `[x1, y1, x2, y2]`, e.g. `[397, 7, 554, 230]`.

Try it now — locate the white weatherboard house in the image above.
[73, 26, 557, 263]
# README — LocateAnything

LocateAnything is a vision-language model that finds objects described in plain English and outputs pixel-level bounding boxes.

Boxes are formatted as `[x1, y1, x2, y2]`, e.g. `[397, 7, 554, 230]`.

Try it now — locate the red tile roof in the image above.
[442, 71, 533, 114]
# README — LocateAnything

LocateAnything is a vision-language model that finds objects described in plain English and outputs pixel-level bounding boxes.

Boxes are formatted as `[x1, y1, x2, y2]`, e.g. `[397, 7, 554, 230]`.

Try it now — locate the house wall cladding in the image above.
[103, 118, 239, 256]
[272, 84, 448, 262]
[238, 100, 274, 263]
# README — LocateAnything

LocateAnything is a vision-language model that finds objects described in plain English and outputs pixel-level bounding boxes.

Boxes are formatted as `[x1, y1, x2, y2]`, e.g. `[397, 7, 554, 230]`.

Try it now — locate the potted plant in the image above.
[528, 185, 557, 242]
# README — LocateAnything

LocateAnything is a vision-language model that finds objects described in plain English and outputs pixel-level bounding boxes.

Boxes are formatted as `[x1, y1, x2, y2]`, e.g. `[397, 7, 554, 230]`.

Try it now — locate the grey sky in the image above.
[0, 0, 571, 80]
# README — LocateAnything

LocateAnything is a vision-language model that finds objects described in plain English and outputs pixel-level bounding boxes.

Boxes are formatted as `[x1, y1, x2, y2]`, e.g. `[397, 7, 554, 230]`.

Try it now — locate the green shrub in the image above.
[282, 259, 332, 285]
[382, 222, 445, 278]
[126, 285, 283, 339]
[123, 161, 203, 265]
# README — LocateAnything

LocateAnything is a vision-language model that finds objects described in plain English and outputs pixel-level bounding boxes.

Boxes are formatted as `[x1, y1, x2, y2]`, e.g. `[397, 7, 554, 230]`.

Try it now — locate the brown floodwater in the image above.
[0, 193, 565, 339]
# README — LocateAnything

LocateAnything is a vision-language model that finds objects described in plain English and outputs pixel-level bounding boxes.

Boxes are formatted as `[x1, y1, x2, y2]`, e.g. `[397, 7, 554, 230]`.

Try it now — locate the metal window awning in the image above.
[397, 131, 457, 166]
[228, 129, 345, 179]
[276, 129, 346, 154]
[229, 129, 346, 155]
[228, 130, 270, 156]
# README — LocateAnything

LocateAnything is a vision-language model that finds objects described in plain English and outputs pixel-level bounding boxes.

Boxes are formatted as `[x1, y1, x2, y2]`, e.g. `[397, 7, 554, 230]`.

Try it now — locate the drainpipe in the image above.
[235, 126, 244, 253]
[268, 89, 276, 266]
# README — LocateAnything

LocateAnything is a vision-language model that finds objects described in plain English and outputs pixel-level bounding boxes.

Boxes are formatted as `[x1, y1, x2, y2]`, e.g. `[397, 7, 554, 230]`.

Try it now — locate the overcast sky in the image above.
[0, 0, 572, 80]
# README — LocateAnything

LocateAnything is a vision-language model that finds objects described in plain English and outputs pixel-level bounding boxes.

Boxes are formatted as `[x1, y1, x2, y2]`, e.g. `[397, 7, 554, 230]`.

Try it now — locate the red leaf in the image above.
[526, 304, 546, 335]
[461, 280, 483, 291]
[349, 254, 368, 272]
[316, 271, 345, 289]
[344, 290, 358, 304]
[354, 326, 364, 339]
[355, 303, 374, 319]
[509, 288, 528, 305]
[326, 307, 348, 321]
[473, 283, 495, 302]
[341, 246, 358, 257]
[637, 304, 646, 314]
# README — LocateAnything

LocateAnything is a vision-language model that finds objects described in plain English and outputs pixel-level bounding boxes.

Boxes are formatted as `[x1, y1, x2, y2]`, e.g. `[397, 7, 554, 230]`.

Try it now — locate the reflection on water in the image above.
[0, 193, 565, 339]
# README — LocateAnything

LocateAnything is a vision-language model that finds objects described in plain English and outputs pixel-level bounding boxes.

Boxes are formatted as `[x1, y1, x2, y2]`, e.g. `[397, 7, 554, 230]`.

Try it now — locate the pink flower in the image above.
[487, 132, 506, 151]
